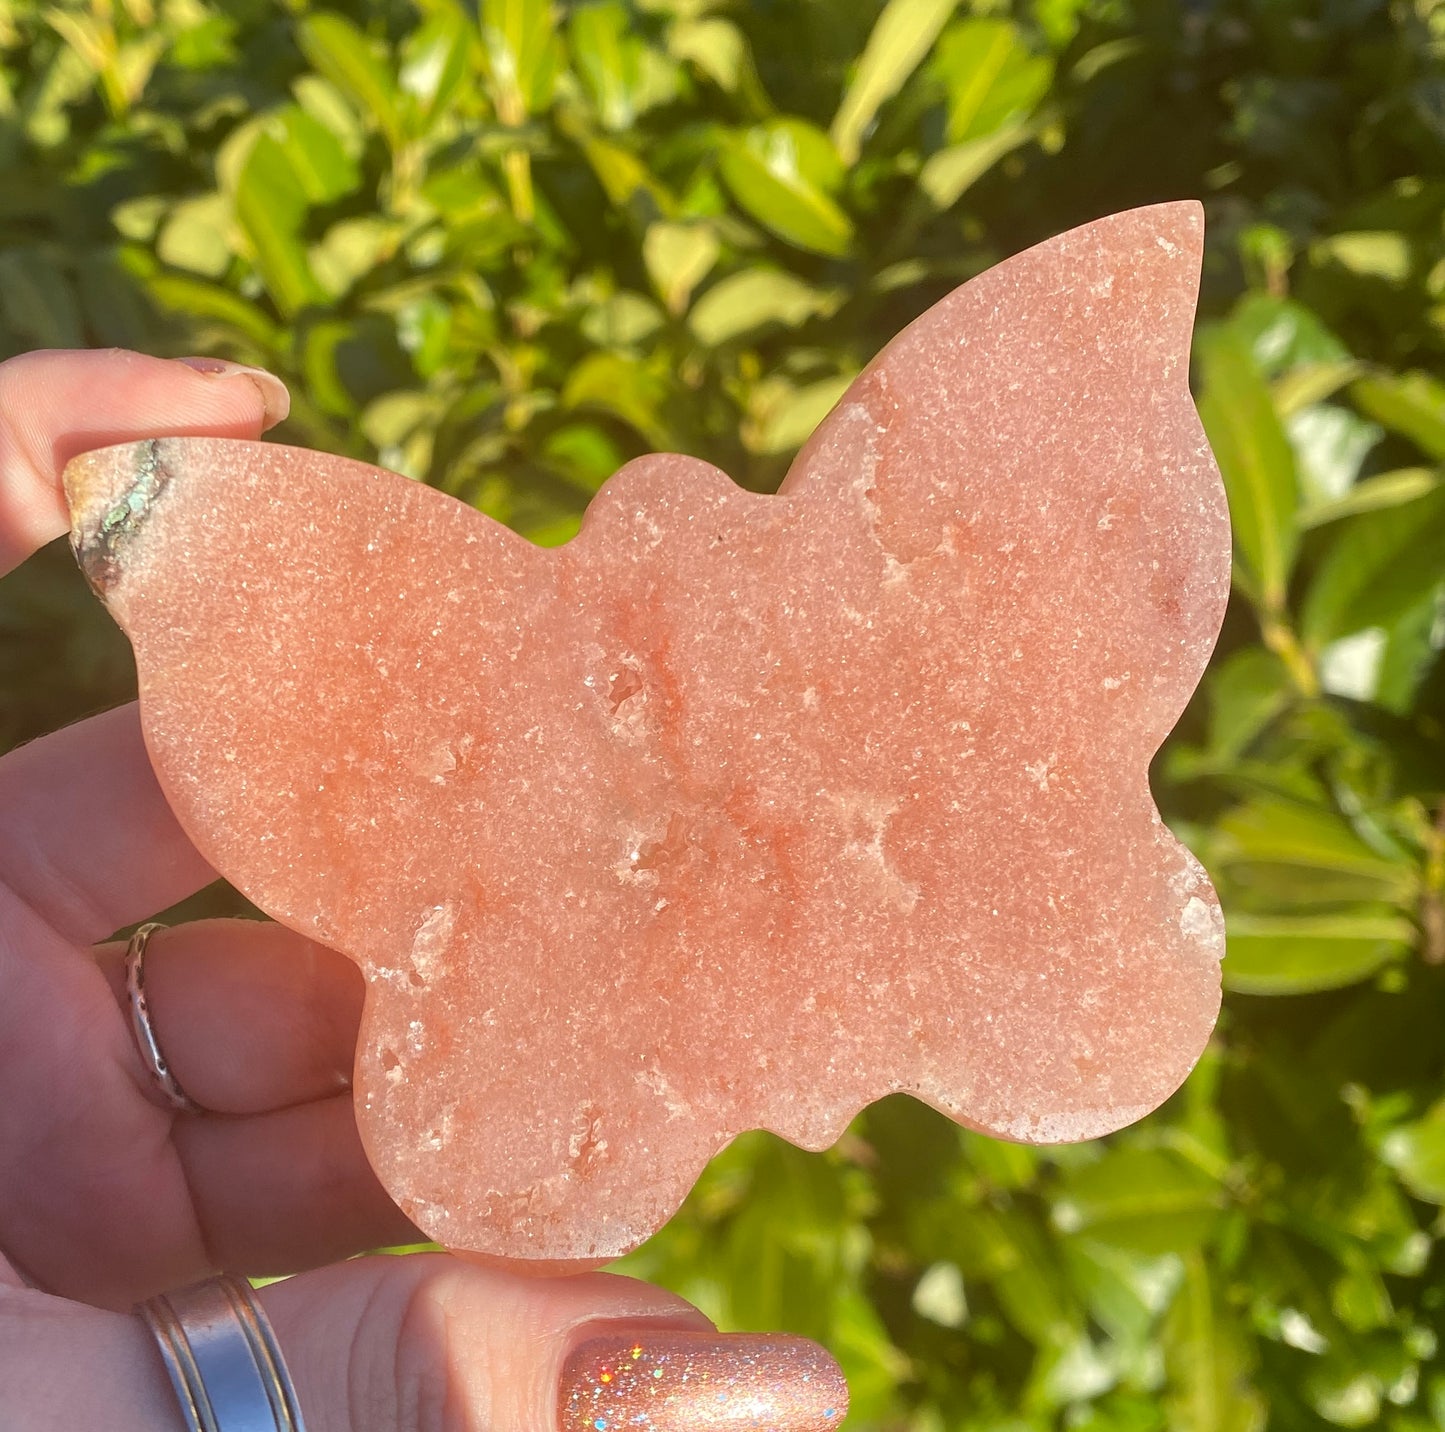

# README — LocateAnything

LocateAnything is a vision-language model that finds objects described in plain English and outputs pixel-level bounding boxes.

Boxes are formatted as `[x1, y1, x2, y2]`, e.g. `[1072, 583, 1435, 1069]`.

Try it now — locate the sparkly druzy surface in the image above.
[64, 203, 1230, 1262]
[558, 1334, 848, 1431]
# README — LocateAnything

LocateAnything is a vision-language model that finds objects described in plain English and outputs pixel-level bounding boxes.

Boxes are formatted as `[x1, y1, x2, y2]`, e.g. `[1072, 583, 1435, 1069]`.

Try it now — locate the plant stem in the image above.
[503, 149, 534, 224]
[1261, 615, 1320, 699]
[1422, 802, 1445, 964]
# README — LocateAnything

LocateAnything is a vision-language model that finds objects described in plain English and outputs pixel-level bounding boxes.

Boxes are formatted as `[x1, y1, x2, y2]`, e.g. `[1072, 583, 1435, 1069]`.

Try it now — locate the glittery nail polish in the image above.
[558, 1330, 848, 1431]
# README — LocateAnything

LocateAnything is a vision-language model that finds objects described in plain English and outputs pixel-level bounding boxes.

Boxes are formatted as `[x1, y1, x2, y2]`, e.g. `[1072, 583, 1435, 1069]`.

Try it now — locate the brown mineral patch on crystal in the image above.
[63, 203, 1230, 1263]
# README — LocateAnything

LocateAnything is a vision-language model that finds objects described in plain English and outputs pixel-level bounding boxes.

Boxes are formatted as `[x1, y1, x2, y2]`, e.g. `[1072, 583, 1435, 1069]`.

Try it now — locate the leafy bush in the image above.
[2, 0, 1443, 1426]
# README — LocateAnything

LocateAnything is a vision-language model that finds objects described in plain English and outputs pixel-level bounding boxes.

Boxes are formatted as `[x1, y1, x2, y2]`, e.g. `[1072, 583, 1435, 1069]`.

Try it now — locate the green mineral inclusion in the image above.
[100, 442, 165, 539]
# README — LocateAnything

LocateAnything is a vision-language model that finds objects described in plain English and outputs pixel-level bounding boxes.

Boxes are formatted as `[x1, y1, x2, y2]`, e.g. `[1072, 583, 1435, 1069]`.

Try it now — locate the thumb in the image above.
[3, 1252, 849, 1432]
[0, 348, 289, 576]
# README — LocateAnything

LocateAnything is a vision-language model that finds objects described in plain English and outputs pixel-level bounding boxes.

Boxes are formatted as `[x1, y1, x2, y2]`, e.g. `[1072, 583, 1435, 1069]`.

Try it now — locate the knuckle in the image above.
[351, 1263, 484, 1432]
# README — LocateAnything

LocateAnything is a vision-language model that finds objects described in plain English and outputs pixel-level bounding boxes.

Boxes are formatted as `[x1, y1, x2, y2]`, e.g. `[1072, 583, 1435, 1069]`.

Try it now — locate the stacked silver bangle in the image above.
[137, 1274, 307, 1432]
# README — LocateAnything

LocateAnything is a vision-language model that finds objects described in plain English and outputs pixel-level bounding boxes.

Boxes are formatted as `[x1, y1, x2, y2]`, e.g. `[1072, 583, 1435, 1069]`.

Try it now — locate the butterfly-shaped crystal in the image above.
[66, 203, 1229, 1263]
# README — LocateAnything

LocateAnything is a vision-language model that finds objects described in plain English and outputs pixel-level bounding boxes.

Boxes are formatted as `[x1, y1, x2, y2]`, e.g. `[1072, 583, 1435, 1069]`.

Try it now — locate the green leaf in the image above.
[231, 132, 325, 315]
[264, 105, 361, 206]
[156, 194, 232, 278]
[1305, 1366, 1383, 1429]
[1195, 324, 1300, 612]
[480, 0, 558, 123]
[297, 13, 403, 150]
[575, 133, 669, 225]
[917, 122, 1033, 210]
[961, 1129, 1040, 1190]
[1300, 483, 1445, 647]
[1035, 1331, 1122, 1407]
[359, 388, 444, 450]
[383, 284, 463, 359]
[21, 39, 90, 150]
[42, 8, 108, 81]
[1332, 1266, 1392, 1334]
[1285, 403, 1380, 505]
[750, 373, 855, 455]
[1162, 1254, 1266, 1432]
[1272, 359, 1366, 417]
[1069, 35, 1146, 83]
[1053, 1150, 1223, 1255]
[1375, 586, 1445, 715]
[298, 316, 367, 417]
[570, 1, 643, 132]
[1223, 912, 1414, 995]
[911, 1260, 966, 1327]
[541, 422, 625, 494]
[831, 0, 957, 164]
[1317, 628, 1388, 703]
[1231, 293, 1350, 377]
[1299, 467, 1439, 528]
[718, 120, 854, 258]
[522, 511, 583, 547]
[292, 74, 366, 160]
[111, 194, 168, 243]
[667, 16, 753, 99]
[827, 1289, 910, 1425]
[1203, 647, 1292, 760]
[144, 274, 281, 350]
[950, 1207, 1078, 1346]
[562, 350, 667, 444]
[579, 291, 664, 349]
[1215, 797, 1417, 890]
[1312, 230, 1413, 284]
[643, 220, 720, 314]
[702, 1138, 864, 1340]
[1381, 1100, 1445, 1204]
[689, 268, 840, 346]
[1351, 371, 1445, 460]
[1063, 1240, 1182, 1346]
[398, 9, 473, 126]
[310, 215, 404, 299]
[933, 18, 1052, 144]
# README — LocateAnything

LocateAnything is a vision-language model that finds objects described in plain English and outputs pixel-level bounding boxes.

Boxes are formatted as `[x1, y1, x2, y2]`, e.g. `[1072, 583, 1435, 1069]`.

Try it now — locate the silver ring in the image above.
[138, 1274, 308, 1432]
[125, 921, 203, 1114]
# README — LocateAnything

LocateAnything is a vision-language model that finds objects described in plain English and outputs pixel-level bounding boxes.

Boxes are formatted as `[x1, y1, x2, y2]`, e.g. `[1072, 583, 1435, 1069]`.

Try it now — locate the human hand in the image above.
[0, 348, 848, 1431]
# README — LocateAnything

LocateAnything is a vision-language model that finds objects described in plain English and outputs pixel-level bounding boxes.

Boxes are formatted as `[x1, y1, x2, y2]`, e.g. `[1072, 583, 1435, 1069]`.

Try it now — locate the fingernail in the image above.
[558, 1331, 848, 1431]
[174, 357, 291, 431]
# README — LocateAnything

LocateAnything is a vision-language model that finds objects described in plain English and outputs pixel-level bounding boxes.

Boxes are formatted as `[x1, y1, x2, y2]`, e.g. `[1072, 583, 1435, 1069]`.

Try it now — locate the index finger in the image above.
[0, 348, 288, 576]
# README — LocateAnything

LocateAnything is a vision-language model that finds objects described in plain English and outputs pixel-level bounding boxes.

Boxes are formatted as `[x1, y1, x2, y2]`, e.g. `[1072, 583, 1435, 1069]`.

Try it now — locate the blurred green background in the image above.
[2, 0, 1444, 1425]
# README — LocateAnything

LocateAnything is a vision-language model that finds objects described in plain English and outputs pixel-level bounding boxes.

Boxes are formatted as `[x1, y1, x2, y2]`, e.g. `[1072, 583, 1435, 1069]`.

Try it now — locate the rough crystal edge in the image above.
[64, 437, 172, 597]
